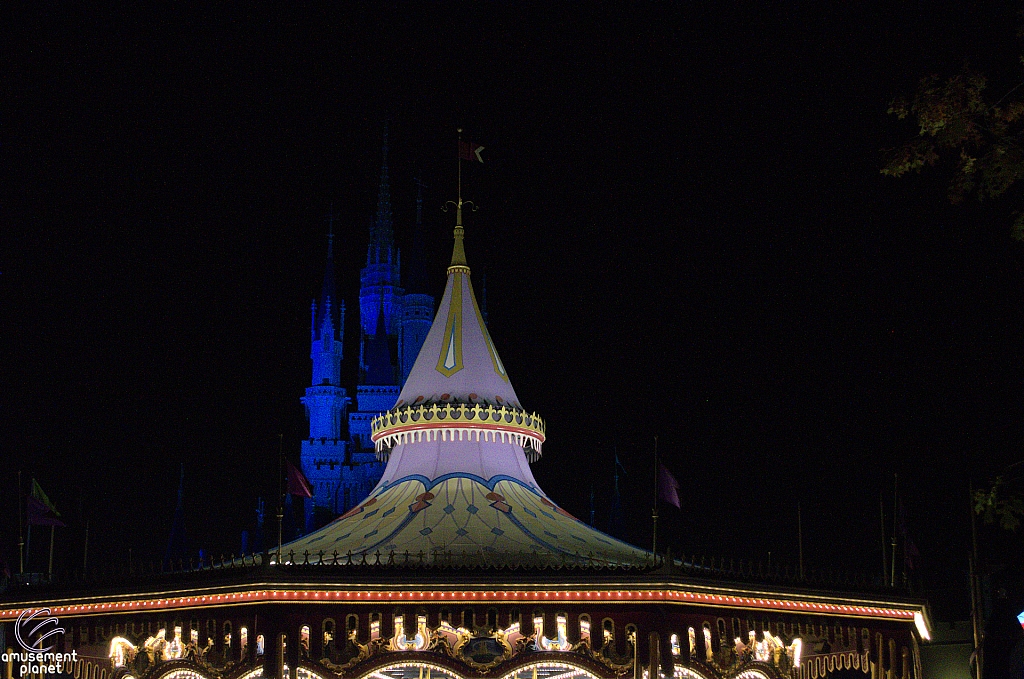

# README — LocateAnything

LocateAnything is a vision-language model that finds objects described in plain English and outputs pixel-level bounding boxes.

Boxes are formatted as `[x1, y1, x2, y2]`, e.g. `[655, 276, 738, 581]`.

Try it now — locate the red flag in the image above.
[459, 141, 484, 163]
[285, 460, 313, 498]
[897, 499, 920, 570]
[658, 463, 681, 508]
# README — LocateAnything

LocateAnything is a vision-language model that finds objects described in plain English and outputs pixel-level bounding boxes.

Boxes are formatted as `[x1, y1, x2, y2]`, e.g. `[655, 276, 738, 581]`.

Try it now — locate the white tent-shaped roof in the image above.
[283, 205, 649, 567]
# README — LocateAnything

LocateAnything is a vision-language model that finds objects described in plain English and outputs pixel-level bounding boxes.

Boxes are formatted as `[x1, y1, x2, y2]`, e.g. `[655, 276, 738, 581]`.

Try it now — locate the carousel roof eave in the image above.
[0, 560, 931, 634]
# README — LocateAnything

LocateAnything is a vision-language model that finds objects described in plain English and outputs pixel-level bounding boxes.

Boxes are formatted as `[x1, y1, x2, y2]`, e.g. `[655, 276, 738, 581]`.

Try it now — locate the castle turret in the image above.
[300, 229, 349, 529]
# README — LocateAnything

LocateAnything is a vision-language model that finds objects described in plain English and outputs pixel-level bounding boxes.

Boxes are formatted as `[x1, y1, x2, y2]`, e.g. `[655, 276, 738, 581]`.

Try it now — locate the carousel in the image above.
[1, 201, 930, 679]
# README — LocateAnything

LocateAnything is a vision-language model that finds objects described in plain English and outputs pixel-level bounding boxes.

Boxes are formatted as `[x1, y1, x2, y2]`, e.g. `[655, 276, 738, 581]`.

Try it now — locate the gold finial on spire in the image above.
[444, 127, 476, 273]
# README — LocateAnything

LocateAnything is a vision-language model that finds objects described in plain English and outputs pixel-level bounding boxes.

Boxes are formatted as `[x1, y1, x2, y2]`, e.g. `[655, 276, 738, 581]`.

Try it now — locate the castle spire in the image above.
[405, 178, 430, 294]
[369, 122, 394, 264]
[365, 286, 395, 386]
[315, 223, 340, 342]
[326, 205, 335, 258]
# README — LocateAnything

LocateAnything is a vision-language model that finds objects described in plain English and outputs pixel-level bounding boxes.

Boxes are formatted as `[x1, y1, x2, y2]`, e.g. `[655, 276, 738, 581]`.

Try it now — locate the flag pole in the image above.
[26, 477, 34, 568]
[891, 473, 898, 587]
[797, 501, 804, 580]
[880, 491, 888, 586]
[588, 484, 595, 527]
[652, 436, 659, 560]
[83, 518, 89, 571]
[17, 470, 24, 574]
[48, 524, 55, 577]
[969, 483, 983, 679]
[277, 433, 284, 564]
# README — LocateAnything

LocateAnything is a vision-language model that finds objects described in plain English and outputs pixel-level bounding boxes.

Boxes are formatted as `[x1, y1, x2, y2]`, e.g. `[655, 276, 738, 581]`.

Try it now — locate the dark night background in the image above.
[4, 3, 1024, 619]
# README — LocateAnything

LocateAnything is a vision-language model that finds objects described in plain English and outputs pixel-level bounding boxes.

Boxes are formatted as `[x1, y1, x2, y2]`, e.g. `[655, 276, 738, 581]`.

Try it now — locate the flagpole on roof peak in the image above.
[444, 128, 477, 272]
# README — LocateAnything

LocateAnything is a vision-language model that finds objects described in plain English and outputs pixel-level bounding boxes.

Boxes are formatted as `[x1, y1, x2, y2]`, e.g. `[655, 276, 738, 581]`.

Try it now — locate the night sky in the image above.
[5, 3, 1024, 618]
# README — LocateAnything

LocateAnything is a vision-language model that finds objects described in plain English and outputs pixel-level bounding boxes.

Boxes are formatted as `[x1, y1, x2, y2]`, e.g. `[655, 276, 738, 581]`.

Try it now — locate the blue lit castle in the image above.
[300, 131, 435, 528]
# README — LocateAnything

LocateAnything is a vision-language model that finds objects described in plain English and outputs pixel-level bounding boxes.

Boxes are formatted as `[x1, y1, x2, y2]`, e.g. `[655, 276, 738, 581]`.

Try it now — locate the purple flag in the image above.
[27, 496, 64, 527]
[658, 463, 681, 508]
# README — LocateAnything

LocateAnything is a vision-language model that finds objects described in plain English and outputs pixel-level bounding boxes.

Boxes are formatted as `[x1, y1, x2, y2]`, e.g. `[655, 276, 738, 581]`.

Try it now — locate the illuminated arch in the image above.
[349, 659, 607, 679]
[733, 668, 776, 679]
[355, 659, 465, 679]
[497, 660, 605, 679]
[672, 666, 714, 679]
[150, 668, 216, 679]
[232, 667, 332, 679]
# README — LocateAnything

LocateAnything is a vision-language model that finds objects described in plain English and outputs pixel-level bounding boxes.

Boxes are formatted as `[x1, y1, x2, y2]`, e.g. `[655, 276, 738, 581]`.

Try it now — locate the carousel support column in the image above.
[286, 623, 301, 677]
[632, 629, 643, 679]
[874, 633, 883, 679]
[660, 632, 675, 679]
[261, 617, 282, 679]
[648, 632, 661, 679]
[311, 620, 323, 660]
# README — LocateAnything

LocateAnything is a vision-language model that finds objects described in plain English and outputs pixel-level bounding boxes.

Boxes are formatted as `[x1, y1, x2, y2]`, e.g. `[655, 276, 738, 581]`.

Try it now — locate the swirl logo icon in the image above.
[15, 609, 65, 653]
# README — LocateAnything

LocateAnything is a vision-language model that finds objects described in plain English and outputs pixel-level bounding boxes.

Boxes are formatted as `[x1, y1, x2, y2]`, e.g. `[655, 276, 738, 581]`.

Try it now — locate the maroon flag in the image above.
[897, 499, 920, 570]
[285, 460, 314, 498]
[658, 463, 681, 508]
[459, 141, 484, 163]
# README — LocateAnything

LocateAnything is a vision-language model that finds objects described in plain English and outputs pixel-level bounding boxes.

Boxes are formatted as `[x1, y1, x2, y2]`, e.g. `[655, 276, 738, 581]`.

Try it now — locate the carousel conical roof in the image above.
[282, 205, 649, 567]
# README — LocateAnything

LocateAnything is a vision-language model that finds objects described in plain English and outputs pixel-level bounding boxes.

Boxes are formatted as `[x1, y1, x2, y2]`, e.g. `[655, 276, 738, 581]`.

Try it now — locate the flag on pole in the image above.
[657, 463, 681, 508]
[285, 460, 314, 498]
[459, 141, 484, 163]
[27, 479, 64, 527]
[897, 499, 920, 570]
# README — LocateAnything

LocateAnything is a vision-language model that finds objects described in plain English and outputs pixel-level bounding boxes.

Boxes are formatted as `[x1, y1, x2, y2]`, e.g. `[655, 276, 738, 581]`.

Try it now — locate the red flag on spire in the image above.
[459, 141, 484, 163]
[285, 460, 314, 499]
[657, 463, 681, 508]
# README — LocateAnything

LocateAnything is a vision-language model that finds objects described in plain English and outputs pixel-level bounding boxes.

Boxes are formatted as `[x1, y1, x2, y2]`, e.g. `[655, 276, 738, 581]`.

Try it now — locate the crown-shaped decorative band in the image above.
[371, 403, 545, 462]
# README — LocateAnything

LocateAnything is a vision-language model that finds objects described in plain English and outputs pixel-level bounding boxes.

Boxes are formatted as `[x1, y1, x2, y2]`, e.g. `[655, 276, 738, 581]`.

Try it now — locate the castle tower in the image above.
[358, 124, 403, 355]
[342, 127, 402, 515]
[299, 228, 349, 529]
[399, 178, 435, 382]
